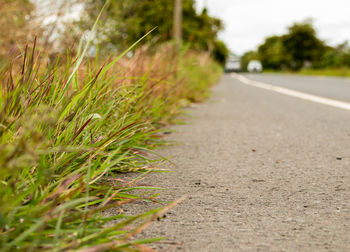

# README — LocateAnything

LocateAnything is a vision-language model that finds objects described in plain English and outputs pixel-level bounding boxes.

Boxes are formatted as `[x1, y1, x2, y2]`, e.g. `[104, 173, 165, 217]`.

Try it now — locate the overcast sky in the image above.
[195, 0, 350, 55]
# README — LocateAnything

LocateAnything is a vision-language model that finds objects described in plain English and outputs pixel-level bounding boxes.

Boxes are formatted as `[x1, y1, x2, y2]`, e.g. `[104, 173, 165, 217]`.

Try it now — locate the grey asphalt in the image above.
[107, 74, 350, 251]
[245, 73, 350, 103]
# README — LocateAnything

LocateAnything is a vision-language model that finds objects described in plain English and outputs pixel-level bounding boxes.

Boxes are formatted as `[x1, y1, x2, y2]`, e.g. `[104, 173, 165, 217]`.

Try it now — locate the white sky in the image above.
[196, 0, 350, 55]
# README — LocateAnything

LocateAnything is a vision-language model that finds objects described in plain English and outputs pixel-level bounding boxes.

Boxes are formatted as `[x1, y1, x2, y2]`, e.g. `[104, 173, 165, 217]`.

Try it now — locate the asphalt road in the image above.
[107, 74, 350, 251]
[245, 73, 350, 103]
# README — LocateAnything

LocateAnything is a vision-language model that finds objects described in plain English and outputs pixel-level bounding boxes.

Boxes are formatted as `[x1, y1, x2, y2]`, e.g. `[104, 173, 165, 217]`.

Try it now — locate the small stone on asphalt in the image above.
[194, 180, 201, 185]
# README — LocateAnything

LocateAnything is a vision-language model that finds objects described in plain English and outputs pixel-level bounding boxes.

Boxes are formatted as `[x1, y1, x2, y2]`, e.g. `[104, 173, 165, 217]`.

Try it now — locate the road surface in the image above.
[109, 74, 350, 251]
[245, 73, 350, 103]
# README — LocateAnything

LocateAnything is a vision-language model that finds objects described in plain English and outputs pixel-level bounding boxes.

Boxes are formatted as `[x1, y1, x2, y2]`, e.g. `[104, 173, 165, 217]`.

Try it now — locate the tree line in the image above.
[0, 0, 229, 66]
[241, 20, 350, 71]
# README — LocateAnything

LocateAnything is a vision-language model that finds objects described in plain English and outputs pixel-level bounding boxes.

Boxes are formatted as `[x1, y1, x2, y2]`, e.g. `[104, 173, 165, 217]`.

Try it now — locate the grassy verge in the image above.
[0, 41, 221, 251]
[299, 67, 350, 78]
[263, 67, 350, 78]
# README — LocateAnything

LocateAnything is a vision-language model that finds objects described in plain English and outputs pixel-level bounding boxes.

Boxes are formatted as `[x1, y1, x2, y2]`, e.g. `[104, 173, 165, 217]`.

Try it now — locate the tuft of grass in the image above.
[0, 38, 221, 251]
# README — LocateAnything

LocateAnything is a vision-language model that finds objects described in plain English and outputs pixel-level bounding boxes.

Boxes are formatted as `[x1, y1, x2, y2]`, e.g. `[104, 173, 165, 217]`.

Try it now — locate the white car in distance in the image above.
[247, 60, 263, 73]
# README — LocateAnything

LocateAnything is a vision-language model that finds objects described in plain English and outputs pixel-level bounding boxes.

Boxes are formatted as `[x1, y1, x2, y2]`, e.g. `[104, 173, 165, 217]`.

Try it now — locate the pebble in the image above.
[194, 180, 201, 185]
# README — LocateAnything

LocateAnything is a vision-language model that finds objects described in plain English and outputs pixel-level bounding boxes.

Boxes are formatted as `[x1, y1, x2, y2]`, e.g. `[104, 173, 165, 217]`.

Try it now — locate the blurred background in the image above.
[197, 0, 350, 73]
[0, 0, 228, 66]
[1, 0, 350, 73]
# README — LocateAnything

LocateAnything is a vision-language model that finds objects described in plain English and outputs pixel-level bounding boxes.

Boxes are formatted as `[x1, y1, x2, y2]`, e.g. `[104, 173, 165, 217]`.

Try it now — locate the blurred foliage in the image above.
[0, 0, 37, 64]
[212, 40, 230, 65]
[318, 41, 350, 68]
[258, 36, 286, 70]
[282, 21, 326, 70]
[0, 0, 229, 65]
[247, 20, 350, 72]
[0, 0, 84, 68]
[240, 50, 259, 71]
[78, 0, 228, 64]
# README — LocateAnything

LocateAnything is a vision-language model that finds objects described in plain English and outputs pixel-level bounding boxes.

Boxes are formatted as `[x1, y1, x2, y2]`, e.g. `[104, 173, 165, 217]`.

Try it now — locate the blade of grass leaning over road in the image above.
[0, 32, 221, 252]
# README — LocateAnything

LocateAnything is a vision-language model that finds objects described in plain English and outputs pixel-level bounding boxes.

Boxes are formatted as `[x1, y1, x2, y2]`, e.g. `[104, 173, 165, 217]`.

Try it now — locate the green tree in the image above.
[258, 36, 285, 70]
[212, 40, 229, 65]
[336, 41, 350, 67]
[281, 21, 326, 70]
[248, 21, 350, 71]
[79, 0, 228, 63]
[318, 46, 342, 68]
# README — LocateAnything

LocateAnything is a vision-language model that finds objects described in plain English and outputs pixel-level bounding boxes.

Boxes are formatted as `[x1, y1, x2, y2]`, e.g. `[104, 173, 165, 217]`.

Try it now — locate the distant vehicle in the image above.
[224, 58, 241, 72]
[247, 60, 263, 73]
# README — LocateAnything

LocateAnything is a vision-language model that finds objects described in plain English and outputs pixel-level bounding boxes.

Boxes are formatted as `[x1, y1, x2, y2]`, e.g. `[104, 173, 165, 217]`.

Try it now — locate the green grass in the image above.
[0, 39, 221, 251]
[299, 67, 350, 78]
[263, 67, 350, 78]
